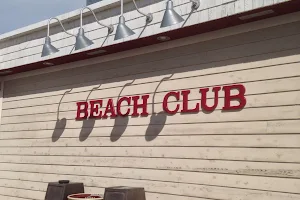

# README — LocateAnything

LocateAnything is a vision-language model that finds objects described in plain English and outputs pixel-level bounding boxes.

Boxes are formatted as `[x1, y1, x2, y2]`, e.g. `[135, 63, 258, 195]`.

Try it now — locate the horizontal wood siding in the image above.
[0, 20, 300, 200]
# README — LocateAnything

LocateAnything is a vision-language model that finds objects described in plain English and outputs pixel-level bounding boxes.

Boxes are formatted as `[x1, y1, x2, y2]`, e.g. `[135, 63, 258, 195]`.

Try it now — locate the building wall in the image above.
[0, 14, 299, 200]
[0, 0, 289, 71]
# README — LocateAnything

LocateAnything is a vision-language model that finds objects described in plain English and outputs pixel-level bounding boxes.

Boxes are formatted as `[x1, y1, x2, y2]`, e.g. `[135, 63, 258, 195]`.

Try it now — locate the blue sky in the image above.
[0, 0, 86, 34]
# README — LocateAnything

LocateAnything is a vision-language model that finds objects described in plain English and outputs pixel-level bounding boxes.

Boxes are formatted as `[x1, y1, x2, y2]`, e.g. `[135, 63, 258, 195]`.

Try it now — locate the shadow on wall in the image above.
[79, 84, 102, 142]
[74, 75, 175, 143]
[110, 80, 134, 142]
[145, 74, 174, 141]
[76, 81, 135, 142]
[79, 118, 96, 141]
[52, 89, 73, 142]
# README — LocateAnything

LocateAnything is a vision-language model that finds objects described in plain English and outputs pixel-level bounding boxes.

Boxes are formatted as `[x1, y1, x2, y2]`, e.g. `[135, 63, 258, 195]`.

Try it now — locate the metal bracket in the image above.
[133, 0, 154, 24]
[80, 6, 114, 34]
[47, 17, 76, 37]
[191, 0, 200, 10]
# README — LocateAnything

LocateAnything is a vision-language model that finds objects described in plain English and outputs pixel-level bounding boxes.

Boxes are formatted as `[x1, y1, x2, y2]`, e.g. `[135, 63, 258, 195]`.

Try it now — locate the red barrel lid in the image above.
[68, 194, 103, 199]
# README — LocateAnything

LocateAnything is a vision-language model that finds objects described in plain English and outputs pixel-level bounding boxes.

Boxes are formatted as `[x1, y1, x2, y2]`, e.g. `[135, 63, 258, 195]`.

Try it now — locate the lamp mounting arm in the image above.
[190, 0, 200, 10]
[47, 17, 76, 37]
[132, 0, 153, 23]
[80, 7, 114, 34]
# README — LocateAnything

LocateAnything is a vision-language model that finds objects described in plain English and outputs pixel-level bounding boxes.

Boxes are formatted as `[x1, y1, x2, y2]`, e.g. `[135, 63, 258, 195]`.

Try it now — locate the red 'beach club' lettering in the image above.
[75, 84, 246, 120]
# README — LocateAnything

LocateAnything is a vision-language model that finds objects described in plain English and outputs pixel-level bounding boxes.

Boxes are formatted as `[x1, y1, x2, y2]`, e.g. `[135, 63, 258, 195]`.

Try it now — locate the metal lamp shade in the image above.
[75, 28, 94, 50]
[114, 16, 135, 40]
[161, 0, 184, 28]
[42, 36, 59, 57]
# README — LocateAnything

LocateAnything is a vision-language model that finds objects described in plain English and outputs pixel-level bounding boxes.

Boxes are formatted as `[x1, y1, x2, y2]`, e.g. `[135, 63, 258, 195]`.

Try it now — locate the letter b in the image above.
[222, 84, 246, 110]
[76, 102, 89, 120]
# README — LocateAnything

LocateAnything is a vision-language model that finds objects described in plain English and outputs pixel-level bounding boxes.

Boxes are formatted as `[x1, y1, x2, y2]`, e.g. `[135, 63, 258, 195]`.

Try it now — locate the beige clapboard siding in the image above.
[0, 195, 34, 200]
[2, 60, 300, 115]
[1, 134, 300, 148]
[1, 165, 300, 194]
[1, 105, 300, 131]
[0, 159, 300, 178]
[0, 147, 299, 163]
[0, 179, 47, 192]
[1, 171, 300, 200]
[3, 75, 300, 118]
[0, 134, 299, 148]
[4, 22, 300, 97]
[3, 59, 299, 111]
[2, 89, 300, 125]
[0, 119, 299, 140]
[0, 187, 44, 200]
[1, 156, 299, 178]
[4, 45, 300, 104]
[3, 74, 300, 119]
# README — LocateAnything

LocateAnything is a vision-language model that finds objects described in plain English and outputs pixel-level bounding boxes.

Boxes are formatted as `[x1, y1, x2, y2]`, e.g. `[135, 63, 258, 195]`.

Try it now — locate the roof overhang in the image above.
[1, 0, 300, 76]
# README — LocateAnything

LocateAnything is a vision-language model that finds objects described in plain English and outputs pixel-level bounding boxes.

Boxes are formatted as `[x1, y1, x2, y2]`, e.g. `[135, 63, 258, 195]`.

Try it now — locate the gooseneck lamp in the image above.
[161, 0, 200, 28]
[42, 1, 200, 57]
[42, 17, 76, 57]
[132, 0, 153, 24]
[114, 0, 135, 40]
[76, 6, 114, 50]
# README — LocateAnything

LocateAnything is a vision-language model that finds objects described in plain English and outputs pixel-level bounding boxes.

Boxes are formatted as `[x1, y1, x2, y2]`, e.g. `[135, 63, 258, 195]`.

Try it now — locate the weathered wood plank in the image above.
[0, 187, 44, 200]
[0, 147, 299, 163]
[0, 134, 299, 148]
[0, 194, 37, 200]
[0, 159, 299, 178]
[0, 120, 299, 140]
[0, 179, 46, 193]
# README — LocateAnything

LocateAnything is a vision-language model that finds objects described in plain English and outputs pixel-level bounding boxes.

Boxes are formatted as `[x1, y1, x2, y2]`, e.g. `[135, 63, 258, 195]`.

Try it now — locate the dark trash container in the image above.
[104, 186, 146, 200]
[45, 180, 84, 200]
